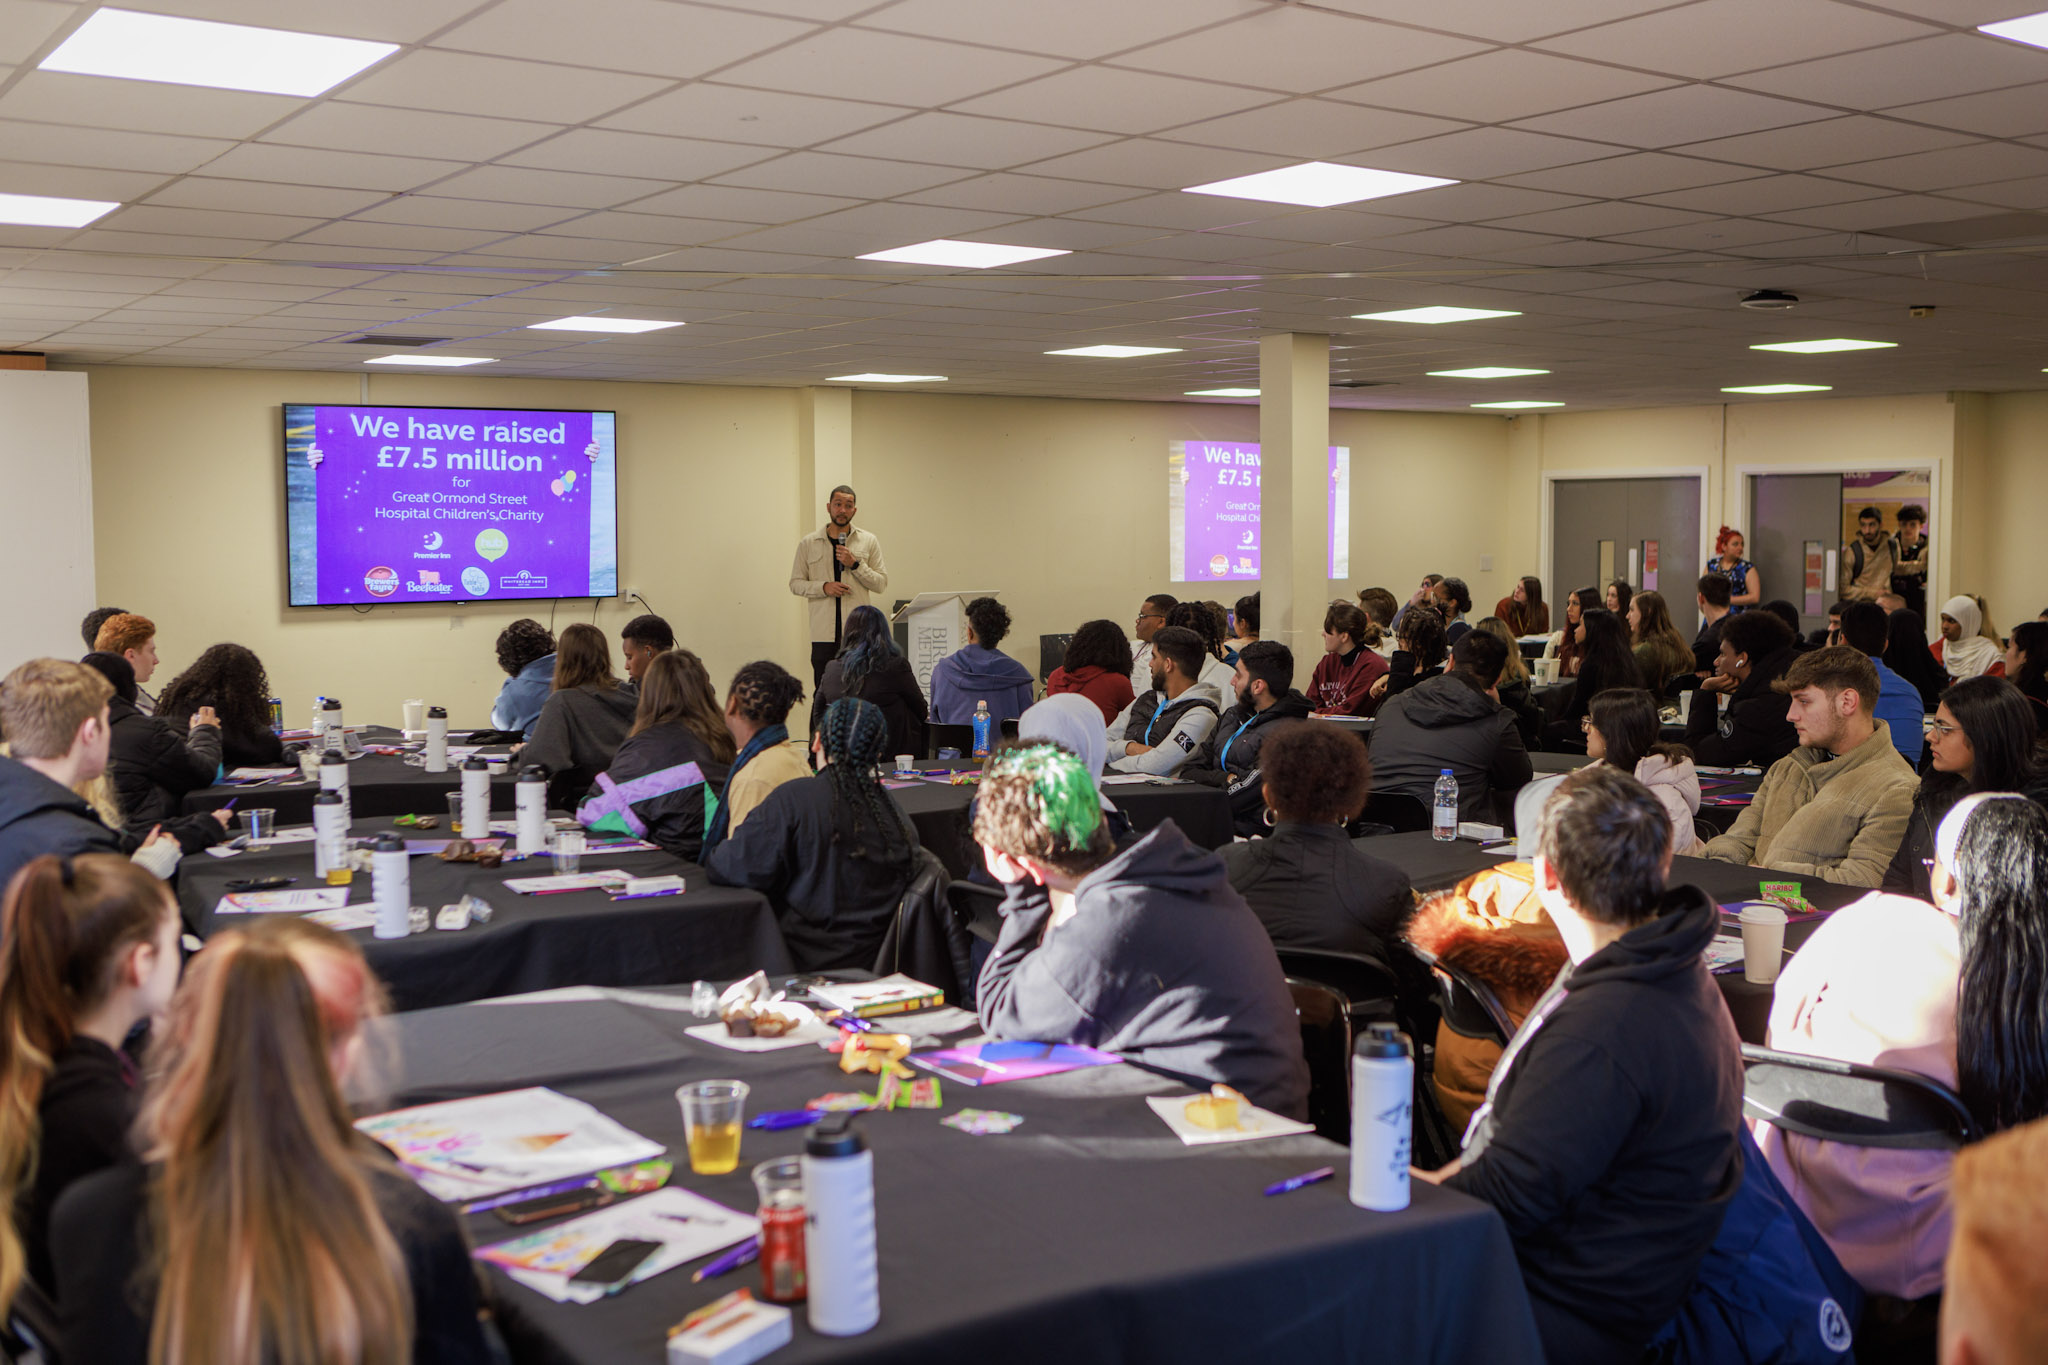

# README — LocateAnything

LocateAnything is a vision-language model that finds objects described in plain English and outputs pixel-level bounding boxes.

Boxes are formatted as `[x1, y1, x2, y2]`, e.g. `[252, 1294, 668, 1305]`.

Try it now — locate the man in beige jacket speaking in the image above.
[791, 484, 889, 685]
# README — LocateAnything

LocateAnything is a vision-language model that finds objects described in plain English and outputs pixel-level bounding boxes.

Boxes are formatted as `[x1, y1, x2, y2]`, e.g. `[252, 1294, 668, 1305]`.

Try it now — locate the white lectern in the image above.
[893, 591, 997, 697]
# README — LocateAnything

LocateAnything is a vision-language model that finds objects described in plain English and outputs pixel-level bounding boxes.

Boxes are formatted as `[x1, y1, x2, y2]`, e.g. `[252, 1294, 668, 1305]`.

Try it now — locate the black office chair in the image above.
[1740, 1044, 1981, 1150]
[1000, 718, 1019, 740]
[1286, 977, 1354, 1144]
[945, 879, 1005, 945]
[871, 850, 973, 1005]
[927, 723, 972, 758]
[1276, 947, 1400, 1027]
[1693, 813, 1724, 843]
[1358, 791, 1430, 834]
[1411, 945, 1517, 1050]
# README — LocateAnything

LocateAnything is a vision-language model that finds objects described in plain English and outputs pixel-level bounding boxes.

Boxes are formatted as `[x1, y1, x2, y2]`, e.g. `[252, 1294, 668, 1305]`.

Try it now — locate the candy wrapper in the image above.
[942, 1108, 1022, 1135]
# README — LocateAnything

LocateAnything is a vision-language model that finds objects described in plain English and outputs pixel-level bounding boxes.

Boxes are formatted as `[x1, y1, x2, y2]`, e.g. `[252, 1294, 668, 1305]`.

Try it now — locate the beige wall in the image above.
[1974, 392, 2048, 631]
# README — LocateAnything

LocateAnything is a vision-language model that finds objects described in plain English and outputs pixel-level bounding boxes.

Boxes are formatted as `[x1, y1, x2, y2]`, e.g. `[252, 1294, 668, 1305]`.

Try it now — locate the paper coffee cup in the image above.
[1678, 691, 1693, 723]
[1738, 903, 1789, 984]
[403, 698, 426, 731]
[895, 754, 914, 774]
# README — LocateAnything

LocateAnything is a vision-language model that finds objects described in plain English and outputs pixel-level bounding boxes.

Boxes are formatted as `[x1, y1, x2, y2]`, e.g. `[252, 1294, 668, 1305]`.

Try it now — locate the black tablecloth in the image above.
[178, 819, 789, 1011]
[1361, 831, 1867, 1044]
[889, 764, 1235, 879]
[381, 989, 1543, 1365]
[183, 730, 524, 824]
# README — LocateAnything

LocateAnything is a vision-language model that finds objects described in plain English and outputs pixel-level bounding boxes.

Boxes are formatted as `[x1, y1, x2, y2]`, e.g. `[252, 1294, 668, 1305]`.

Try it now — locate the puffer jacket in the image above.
[104, 695, 220, 831]
[1515, 753, 1703, 861]
[1703, 726, 1918, 886]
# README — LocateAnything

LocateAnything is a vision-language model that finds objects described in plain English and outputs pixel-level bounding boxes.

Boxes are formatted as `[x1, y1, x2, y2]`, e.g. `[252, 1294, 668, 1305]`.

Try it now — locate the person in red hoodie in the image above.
[1308, 601, 1387, 716]
[1046, 619, 1138, 724]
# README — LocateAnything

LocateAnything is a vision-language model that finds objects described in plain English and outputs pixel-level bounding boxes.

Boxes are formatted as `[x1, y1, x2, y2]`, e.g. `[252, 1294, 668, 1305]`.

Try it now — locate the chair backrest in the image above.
[927, 722, 973, 758]
[1693, 813, 1724, 843]
[1000, 717, 1019, 739]
[1740, 1044, 1982, 1150]
[1411, 946, 1516, 1048]
[5, 1275, 61, 1365]
[945, 879, 1006, 946]
[872, 849, 971, 1003]
[1286, 977, 1353, 1144]
[1275, 947, 1399, 1025]
[1359, 791, 1430, 834]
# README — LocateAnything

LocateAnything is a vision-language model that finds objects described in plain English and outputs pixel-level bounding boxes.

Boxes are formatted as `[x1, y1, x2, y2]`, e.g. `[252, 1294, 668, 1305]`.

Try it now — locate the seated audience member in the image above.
[1045, 619, 1137, 725]
[1308, 601, 1387, 716]
[1878, 592, 1907, 614]
[1516, 688, 1700, 861]
[1018, 693, 1134, 848]
[90, 614, 162, 716]
[1436, 577, 1475, 647]
[1841, 599, 1928, 765]
[1887, 608, 1949, 712]
[1702, 646, 1918, 886]
[1627, 590, 1695, 696]
[1224, 592, 1260, 658]
[81, 652, 230, 841]
[1221, 722, 1413, 959]
[0, 854, 179, 1299]
[522, 622, 638, 808]
[705, 697, 918, 971]
[1368, 604, 1448, 705]
[928, 596, 1036, 726]
[1937, 595, 2006, 682]
[703, 661, 809, 852]
[618, 612, 674, 685]
[79, 607, 126, 654]
[2007, 621, 2048, 734]
[1391, 574, 1444, 634]
[816, 604, 927, 760]
[1884, 677, 2047, 899]
[1763, 795, 2048, 1305]
[1200, 601, 1235, 665]
[579, 650, 734, 862]
[1603, 578, 1633, 620]
[51, 919, 489, 1365]
[1369, 629, 1533, 821]
[1685, 607, 1800, 769]
[1551, 607, 1643, 747]
[1943, 1117, 2048, 1365]
[490, 618, 557, 737]
[1128, 593, 1177, 694]
[1420, 766, 1743, 1365]
[1693, 573, 1734, 673]
[1103, 627, 1221, 777]
[1356, 586, 1398, 659]
[1189, 641, 1313, 836]
[155, 644, 284, 772]
[1547, 586, 1599, 677]
[973, 744, 1309, 1118]
[1165, 602, 1235, 700]
[1494, 576, 1549, 638]
[1475, 617, 1542, 749]
[1804, 600, 1848, 650]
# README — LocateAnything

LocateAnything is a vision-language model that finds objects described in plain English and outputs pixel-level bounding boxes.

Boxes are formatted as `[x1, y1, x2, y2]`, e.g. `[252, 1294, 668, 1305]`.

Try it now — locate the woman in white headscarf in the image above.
[1017, 693, 1134, 844]
[1935, 595, 2006, 682]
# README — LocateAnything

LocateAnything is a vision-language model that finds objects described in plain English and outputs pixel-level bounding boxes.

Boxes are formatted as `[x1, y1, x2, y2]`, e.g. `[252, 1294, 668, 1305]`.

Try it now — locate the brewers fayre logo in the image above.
[364, 565, 399, 598]
[1209, 554, 1230, 577]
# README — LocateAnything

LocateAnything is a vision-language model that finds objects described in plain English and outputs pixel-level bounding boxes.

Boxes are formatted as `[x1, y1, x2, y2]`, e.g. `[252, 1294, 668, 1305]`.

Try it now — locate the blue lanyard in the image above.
[1144, 704, 1165, 745]
[1219, 713, 1257, 769]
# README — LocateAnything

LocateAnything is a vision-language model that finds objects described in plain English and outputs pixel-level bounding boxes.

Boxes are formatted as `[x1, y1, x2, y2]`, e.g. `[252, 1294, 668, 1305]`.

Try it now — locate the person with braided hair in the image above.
[706, 660, 810, 847]
[973, 744, 1308, 1119]
[705, 696, 918, 970]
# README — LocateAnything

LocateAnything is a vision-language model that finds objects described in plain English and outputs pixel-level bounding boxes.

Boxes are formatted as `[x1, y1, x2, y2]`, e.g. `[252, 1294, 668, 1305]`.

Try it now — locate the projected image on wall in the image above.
[1167, 440, 1349, 584]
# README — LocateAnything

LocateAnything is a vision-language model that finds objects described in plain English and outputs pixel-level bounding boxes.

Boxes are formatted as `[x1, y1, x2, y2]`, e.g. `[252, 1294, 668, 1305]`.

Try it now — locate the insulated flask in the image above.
[322, 698, 345, 753]
[1349, 1022, 1414, 1212]
[802, 1115, 879, 1336]
[370, 832, 410, 940]
[461, 756, 492, 844]
[319, 748, 351, 827]
[423, 706, 448, 773]
[312, 790, 348, 882]
[515, 765, 548, 854]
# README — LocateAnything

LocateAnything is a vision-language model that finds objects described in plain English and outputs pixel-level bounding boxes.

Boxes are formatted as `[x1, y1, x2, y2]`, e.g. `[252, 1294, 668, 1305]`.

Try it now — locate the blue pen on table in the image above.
[455, 1174, 596, 1215]
[1263, 1166, 1336, 1197]
[692, 1237, 760, 1283]
[747, 1110, 824, 1132]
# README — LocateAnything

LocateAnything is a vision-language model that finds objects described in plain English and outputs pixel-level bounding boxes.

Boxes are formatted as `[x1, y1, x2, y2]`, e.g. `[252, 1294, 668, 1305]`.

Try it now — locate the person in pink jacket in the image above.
[1756, 793, 2048, 1300]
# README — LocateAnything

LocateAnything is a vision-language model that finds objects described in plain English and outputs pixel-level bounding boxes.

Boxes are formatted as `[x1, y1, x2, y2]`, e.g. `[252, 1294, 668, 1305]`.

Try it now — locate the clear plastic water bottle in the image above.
[1431, 768, 1458, 842]
[1349, 1023, 1413, 1211]
[971, 700, 993, 758]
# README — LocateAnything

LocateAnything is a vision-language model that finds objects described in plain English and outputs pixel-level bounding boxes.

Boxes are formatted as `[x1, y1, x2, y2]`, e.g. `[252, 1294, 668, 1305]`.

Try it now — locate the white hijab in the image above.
[1939, 595, 2002, 680]
[1018, 693, 1116, 811]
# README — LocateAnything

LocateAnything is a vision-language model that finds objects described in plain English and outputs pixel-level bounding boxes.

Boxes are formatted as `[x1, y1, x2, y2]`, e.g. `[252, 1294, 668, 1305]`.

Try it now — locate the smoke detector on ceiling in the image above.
[1739, 289, 1799, 311]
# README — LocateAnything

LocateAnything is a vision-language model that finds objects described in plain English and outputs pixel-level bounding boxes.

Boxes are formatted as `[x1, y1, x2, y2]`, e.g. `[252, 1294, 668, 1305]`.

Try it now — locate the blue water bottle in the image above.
[971, 700, 993, 758]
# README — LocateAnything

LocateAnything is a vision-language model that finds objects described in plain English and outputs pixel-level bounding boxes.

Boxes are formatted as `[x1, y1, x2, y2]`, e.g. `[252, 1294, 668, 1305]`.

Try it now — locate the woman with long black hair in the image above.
[1550, 587, 1601, 678]
[706, 697, 919, 970]
[1884, 676, 2048, 898]
[1546, 608, 1643, 749]
[2005, 620, 2048, 736]
[155, 644, 283, 770]
[815, 604, 926, 760]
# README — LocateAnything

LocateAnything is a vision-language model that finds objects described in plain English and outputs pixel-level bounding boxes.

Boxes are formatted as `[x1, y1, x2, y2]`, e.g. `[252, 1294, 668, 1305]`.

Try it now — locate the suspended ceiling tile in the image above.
[625, 181, 862, 223]
[194, 143, 468, 193]
[114, 0, 489, 44]
[951, 66, 1276, 136]
[712, 28, 1065, 106]
[1157, 100, 1467, 160]
[850, 0, 1257, 61]
[1532, 0, 1936, 79]
[432, 0, 818, 78]
[142, 178, 391, 216]
[1112, 9, 1490, 94]
[710, 149, 968, 198]
[0, 120, 232, 176]
[1330, 48, 1679, 124]
[817, 113, 1114, 171]
[1672, 115, 1978, 172]
[1515, 84, 1834, 148]
[340, 50, 674, 123]
[1643, 173, 1892, 215]
[900, 173, 1146, 216]
[1367, 126, 1620, 180]
[261, 103, 562, 163]
[427, 164, 675, 209]
[0, 72, 304, 140]
[1730, 34, 2048, 109]
[1503, 152, 1762, 198]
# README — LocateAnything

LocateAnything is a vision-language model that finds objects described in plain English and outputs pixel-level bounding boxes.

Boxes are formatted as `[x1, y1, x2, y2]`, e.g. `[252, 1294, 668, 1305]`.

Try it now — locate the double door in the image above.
[1549, 477, 1702, 634]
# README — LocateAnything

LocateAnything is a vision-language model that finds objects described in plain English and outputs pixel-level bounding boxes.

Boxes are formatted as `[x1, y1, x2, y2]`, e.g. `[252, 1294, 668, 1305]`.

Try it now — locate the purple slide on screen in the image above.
[283, 404, 618, 607]
[1167, 440, 1349, 584]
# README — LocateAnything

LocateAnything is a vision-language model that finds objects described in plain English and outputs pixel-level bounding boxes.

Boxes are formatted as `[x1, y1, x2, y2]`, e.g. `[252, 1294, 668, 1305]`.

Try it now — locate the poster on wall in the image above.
[1166, 440, 1350, 584]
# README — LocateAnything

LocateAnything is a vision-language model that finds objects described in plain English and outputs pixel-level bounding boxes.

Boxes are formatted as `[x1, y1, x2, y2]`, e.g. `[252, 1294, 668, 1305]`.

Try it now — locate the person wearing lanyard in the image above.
[789, 485, 889, 687]
[1188, 641, 1313, 837]
[1103, 627, 1221, 777]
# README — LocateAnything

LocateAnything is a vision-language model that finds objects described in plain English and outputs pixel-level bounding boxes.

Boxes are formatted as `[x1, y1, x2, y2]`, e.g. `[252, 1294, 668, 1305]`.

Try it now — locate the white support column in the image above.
[796, 385, 854, 529]
[1259, 333, 1331, 662]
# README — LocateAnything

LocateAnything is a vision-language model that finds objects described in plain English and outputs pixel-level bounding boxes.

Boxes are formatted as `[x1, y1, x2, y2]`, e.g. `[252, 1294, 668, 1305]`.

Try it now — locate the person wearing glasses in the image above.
[1127, 593, 1178, 694]
[1882, 676, 2048, 900]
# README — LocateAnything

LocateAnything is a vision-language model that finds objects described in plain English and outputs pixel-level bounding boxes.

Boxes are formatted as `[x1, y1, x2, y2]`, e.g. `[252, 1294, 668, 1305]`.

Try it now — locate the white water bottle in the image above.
[320, 749, 351, 827]
[1431, 769, 1459, 843]
[312, 790, 348, 881]
[370, 832, 410, 940]
[424, 706, 448, 773]
[803, 1115, 880, 1336]
[322, 698, 345, 753]
[516, 765, 548, 854]
[1349, 1022, 1413, 1212]
[461, 756, 492, 842]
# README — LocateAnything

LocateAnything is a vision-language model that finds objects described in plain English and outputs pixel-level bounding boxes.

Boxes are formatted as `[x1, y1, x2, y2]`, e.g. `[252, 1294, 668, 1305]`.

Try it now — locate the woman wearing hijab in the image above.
[1884, 609, 1947, 712]
[1017, 693, 1135, 848]
[1935, 595, 2006, 682]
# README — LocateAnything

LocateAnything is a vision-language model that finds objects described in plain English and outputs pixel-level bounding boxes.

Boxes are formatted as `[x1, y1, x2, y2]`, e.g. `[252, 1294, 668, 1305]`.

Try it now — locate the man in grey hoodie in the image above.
[1369, 629, 1533, 821]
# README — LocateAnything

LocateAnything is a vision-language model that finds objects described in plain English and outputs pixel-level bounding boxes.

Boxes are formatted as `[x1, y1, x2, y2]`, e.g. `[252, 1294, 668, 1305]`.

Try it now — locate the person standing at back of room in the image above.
[1841, 505, 1897, 604]
[1892, 503, 1930, 621]
[790, 485, 888, 687]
